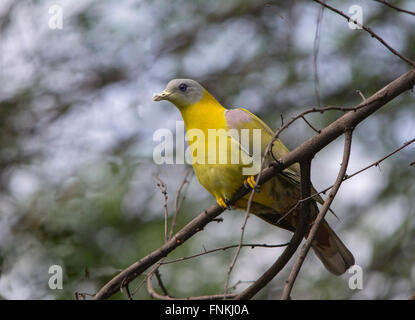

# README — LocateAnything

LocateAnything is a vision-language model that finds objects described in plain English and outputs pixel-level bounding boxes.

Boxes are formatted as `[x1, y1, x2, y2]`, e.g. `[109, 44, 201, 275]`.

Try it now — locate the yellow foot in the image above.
[244, 175, 259, 191]
[217, 197, 228, 209]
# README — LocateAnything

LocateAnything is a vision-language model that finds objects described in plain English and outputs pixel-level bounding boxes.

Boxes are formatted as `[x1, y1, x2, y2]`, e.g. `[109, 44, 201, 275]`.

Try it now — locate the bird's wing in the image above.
[225, 108, 325, 205]
[224, 107, 297, 170]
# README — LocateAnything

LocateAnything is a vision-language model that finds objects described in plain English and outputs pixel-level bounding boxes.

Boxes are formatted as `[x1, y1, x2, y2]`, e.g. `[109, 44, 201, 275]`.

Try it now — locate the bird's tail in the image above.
[311, 221, 355, 275]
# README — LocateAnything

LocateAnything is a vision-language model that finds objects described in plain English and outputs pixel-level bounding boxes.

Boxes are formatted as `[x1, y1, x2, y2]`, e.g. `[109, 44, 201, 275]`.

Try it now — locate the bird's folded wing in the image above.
[225, 108, 325, 205]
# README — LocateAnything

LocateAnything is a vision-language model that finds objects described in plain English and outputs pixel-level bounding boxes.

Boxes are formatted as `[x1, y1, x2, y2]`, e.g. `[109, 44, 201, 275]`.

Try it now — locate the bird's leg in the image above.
[244, 175, 261, 193]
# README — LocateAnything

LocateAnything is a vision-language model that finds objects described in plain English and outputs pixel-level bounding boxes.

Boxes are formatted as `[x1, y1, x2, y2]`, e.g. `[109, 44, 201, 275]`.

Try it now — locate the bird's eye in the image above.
[179, 83, 187, 92]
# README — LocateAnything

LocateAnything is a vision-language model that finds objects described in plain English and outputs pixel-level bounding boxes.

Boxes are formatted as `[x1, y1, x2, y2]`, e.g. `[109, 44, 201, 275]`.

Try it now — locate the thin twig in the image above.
[131, 259, 165, 297]
[155, 269, 170, 297]
[373, 0, 415, 17]
[281, 130, 353, 300]
[154, 176, 169, 243]
[147, 270, 174, 300]
[268, 99, 382, 162]
[356, 90, 366, 101]
[227, 280, 255, 291]
[338, 138, 415, 181]
[169, 168, 193, 239]
[313, 0, 415, 68]
[121, 282, 133, 300]
[223, 188, 255, 297]
[301, 115, 321, 133]
[160, 242, 290, 265]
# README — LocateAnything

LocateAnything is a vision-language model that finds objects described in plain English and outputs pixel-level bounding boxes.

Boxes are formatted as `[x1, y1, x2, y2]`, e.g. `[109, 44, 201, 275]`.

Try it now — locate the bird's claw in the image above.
[216, 198, 232, 210]
[217, 197, 229, 209]
[244, 175, 261, 193]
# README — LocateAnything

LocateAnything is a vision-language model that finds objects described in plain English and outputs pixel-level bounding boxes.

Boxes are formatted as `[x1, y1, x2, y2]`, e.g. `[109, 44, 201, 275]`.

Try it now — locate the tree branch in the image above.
[373, 0, 415, 17]
[160, 242, 289, 265]
[154, 176, 169, 243]
[281, 130, 353, 300]
[233, 159, 312, 300]
[169, 168, 192, 239]
[313, 0, 415, 68]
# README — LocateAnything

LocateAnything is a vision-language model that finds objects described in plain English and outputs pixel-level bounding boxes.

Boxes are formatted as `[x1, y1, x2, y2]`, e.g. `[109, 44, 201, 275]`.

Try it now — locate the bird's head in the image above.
[152, 79, 205, 108]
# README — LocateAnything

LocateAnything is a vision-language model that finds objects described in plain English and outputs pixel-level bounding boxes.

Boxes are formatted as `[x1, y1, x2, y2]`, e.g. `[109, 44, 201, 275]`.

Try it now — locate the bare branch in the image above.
[131, 260, 166, 297]
[269, 100, 381, 162]
[120, 281, 133, 300]
[154, 269, 170, 297]
[340, 138, 415, 181]
[227, 280, 255, 291]
[373, 0, 415, 17]
[234, 159, 312, 300]
[301, 114, 321, 134]
[223, 184, 255, 296]
[313, 0, 415, 68]
[160, 242, 290, 265]
[281, 130, 353, 300]
[356, 90, 366, 101]
[154, 176, 169, 243]
[147, 271, 236, 300]
[169, 168, 193, 239]
[147, 269, 174, 300]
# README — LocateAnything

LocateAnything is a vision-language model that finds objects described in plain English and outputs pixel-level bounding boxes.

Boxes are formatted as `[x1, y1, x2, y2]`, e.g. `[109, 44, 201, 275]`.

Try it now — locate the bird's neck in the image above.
[179, 90, 227, 131]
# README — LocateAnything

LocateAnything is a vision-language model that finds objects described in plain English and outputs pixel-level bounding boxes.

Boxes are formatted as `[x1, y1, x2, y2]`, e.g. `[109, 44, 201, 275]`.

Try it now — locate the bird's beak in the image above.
[152, 90, 171, 102]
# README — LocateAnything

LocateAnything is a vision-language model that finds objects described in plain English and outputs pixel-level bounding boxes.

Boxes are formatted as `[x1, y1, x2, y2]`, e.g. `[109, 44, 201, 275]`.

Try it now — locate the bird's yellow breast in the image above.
[179, 90, 227, 131]
[178, 90, 245, 200]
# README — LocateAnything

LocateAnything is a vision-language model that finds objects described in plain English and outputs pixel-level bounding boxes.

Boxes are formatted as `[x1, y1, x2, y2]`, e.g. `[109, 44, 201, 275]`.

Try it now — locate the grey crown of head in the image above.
[153, 78, 205, 107]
